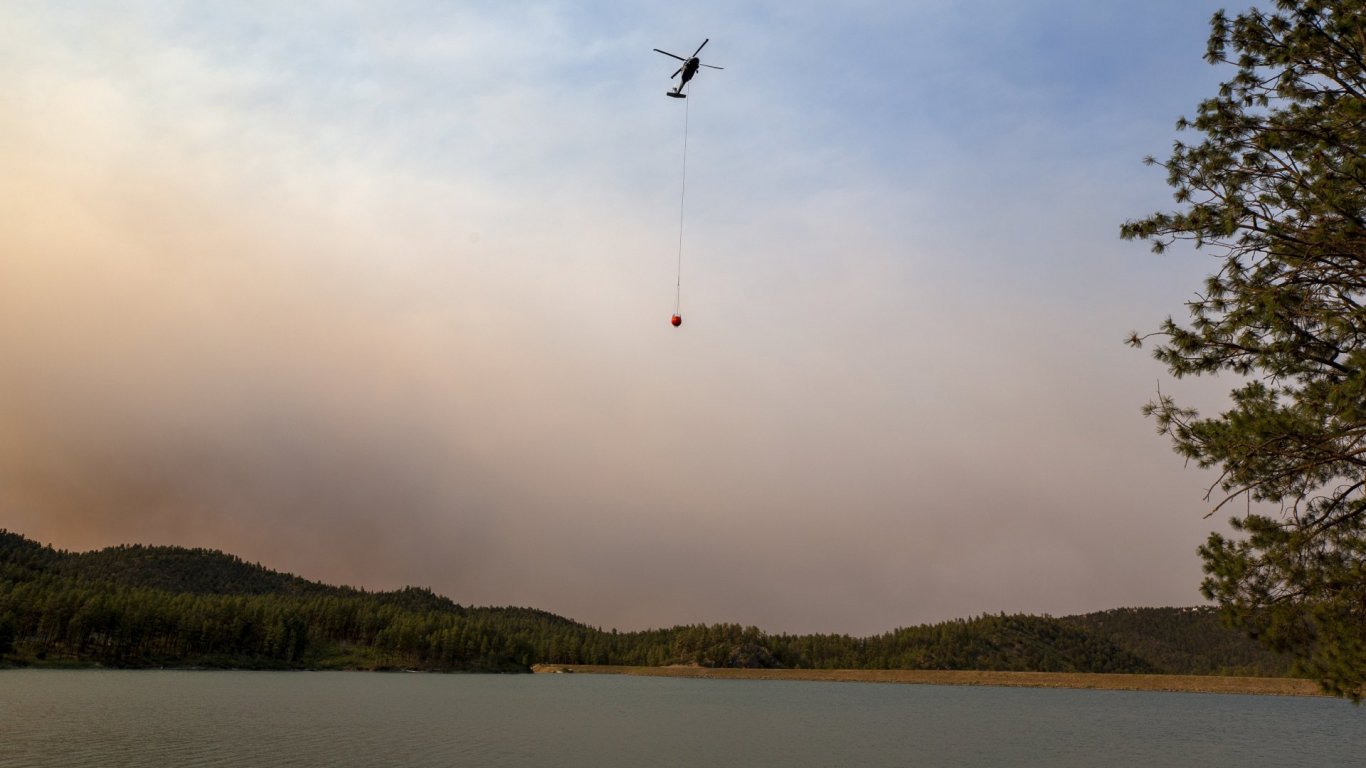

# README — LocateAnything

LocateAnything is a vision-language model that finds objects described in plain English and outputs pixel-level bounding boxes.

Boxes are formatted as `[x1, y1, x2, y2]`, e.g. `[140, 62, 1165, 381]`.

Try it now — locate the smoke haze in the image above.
[2, 1, 1233, 634]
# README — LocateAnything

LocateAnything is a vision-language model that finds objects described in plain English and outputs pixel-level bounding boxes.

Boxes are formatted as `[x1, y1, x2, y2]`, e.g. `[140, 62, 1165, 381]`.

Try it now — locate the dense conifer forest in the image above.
[0, 530, 1290, 675]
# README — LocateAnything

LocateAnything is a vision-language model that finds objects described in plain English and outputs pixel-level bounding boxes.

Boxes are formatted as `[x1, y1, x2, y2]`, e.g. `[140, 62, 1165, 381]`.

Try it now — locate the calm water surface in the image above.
[0, 670, 1360, 767]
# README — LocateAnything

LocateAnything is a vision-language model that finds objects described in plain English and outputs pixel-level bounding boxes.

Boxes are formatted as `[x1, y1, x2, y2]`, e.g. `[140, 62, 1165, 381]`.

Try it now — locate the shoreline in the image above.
[531, 664, 1326, 697]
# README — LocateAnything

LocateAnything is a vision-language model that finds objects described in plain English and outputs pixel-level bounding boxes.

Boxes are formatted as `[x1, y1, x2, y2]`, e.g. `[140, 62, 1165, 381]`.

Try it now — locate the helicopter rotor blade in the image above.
[701, 64, 724, 70]
[671, 67, 683, 79]
[653, 48, 687, 62]
[691, 38, 709, 57]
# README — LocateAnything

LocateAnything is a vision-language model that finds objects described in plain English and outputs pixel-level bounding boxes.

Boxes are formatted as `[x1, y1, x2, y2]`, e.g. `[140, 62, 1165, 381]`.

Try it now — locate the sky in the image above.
[0, 0, 1250, 635]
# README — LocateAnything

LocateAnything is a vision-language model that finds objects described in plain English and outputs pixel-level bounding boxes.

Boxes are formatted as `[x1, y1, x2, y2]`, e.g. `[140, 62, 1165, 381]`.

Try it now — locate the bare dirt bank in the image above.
[531, 664, 1325, 697]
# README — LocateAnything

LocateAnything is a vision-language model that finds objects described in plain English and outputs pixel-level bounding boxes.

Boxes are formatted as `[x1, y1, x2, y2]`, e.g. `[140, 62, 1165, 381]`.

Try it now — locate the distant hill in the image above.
[1061, 606, 1289, 676]
[57, 543, 340, 598]
[0, 529, 1291, 676]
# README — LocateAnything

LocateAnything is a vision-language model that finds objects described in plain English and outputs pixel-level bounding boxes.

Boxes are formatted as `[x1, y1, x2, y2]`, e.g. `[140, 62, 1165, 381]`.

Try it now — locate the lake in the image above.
[0, 670, 1360, 767]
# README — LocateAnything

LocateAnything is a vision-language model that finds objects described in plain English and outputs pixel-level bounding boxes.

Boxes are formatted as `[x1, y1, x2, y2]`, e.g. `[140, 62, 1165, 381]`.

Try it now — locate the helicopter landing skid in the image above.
[666, 92, 686, 98]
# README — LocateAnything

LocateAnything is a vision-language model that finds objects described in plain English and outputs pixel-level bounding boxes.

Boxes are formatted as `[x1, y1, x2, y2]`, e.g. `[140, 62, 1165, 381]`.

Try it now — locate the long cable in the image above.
[675, 94, 690, 315]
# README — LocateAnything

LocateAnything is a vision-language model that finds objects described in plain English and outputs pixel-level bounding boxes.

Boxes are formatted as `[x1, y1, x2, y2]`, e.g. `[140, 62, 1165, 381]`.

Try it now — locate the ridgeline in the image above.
[0, 530, 1289, 676]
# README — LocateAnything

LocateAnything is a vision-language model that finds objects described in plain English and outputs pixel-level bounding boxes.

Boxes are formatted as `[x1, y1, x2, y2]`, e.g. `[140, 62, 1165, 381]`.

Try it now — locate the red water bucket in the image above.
[671, 314, 682, 327]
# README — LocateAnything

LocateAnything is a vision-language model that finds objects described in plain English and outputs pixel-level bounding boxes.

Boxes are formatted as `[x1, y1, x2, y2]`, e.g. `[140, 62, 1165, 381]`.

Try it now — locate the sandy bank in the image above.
[531, 664, 1325, 697]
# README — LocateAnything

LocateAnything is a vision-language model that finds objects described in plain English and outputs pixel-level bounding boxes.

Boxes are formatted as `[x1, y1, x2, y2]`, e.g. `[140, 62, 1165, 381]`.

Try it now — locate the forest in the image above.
[0, 530, 1290, 676]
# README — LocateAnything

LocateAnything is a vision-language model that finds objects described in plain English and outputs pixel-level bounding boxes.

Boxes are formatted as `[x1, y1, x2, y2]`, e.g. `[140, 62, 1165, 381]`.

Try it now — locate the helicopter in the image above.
[653, 38, 723, 98]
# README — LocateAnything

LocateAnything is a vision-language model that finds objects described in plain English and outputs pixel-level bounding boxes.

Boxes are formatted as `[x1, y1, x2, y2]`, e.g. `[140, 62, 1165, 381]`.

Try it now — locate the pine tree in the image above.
[1123, 0, 1366, 700]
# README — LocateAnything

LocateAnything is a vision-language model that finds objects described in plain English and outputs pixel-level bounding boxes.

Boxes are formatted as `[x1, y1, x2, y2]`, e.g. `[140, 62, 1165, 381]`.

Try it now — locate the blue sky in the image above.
[0, 1, 1252, 634]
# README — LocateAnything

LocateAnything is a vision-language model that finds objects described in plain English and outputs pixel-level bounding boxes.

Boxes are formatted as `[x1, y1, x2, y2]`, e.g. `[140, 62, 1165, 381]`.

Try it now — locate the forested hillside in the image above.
[1061, 607, 1288, 676]
[0, 531, 1291, 675]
